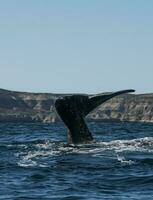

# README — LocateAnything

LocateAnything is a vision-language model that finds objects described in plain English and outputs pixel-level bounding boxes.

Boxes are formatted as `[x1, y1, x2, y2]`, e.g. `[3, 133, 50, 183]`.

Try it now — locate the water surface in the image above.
[0, 121, 153, 199]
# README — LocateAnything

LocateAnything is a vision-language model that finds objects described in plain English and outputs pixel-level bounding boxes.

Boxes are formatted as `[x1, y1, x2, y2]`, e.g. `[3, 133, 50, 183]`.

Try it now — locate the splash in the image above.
[16, 137, 153, 167]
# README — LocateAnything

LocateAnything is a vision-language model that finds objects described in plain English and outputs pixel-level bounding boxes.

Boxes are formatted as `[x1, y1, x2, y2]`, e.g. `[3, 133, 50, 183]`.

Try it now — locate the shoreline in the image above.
[0, 88, 153, 124]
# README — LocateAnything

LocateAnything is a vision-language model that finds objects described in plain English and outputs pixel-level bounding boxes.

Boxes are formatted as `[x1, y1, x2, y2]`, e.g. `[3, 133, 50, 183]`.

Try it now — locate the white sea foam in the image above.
[16, 137, 153, 167]
[116, 154, 135, 165]
[98, 137, 153, 153]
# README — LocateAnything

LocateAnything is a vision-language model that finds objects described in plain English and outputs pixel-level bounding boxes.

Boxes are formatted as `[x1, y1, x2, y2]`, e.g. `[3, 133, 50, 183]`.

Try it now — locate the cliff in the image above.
[0, 88, 153, 123]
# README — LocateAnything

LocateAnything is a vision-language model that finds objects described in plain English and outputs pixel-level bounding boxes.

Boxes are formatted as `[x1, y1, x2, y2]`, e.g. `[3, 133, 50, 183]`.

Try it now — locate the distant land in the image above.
[0, 88, 153, 123]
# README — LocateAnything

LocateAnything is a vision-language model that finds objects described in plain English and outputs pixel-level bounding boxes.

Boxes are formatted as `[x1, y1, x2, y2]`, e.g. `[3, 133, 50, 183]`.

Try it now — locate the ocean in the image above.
[0, 121, 153, 200]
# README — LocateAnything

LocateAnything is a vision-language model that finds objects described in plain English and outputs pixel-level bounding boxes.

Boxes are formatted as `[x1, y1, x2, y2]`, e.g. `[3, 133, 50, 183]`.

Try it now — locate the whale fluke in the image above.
[55, 89, 135, 144]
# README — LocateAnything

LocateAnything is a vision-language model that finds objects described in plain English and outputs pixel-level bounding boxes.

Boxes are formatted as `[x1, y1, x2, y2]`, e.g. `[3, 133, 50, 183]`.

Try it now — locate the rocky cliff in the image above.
[0, 89, 153, 123]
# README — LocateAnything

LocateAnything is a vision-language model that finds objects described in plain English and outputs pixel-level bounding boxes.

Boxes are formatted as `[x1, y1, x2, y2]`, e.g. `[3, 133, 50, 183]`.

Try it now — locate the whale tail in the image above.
[55, 89, 135, 144]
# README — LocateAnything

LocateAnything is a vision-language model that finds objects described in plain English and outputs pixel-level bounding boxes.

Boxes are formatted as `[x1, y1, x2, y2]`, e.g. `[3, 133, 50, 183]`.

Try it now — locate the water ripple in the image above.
[1, 122, 153, 199]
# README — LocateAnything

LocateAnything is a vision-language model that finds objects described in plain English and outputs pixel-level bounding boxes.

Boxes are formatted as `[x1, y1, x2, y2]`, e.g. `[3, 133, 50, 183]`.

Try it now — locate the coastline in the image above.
[0, 88, 153, 123]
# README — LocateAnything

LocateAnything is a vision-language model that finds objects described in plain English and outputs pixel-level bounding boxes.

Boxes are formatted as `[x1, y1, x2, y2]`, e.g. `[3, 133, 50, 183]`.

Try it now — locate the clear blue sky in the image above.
[0, 0, 153, 94]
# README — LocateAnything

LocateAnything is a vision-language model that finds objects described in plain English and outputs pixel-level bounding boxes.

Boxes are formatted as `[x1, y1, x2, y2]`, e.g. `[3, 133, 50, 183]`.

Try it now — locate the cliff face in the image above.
[88, 94, 153, 123]
[0, 89, 59, 123]
[0, 89, 153, 123]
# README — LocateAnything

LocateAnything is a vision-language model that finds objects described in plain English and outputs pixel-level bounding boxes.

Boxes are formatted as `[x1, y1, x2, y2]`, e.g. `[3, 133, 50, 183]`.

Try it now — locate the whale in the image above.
[55, 89, 135, 144]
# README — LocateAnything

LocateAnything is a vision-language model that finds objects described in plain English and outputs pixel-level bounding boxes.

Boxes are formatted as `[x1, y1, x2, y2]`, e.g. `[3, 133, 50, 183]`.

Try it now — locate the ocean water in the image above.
[0, 121, 153, 200]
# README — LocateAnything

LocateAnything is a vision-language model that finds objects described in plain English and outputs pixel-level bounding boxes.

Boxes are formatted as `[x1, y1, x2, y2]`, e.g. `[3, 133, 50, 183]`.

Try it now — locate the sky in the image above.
[0, 0, 153, 94]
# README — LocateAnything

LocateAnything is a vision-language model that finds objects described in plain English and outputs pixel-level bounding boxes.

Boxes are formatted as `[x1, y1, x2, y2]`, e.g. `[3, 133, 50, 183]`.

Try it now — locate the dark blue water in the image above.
[0, 121, 153, 200]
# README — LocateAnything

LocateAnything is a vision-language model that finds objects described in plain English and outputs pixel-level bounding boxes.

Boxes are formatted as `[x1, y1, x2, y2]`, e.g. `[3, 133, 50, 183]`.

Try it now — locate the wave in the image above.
[97, 137, 153, 152]
[11, 137, 153, 168]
